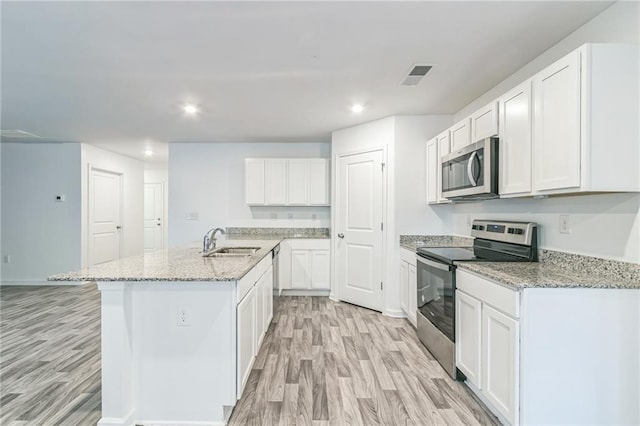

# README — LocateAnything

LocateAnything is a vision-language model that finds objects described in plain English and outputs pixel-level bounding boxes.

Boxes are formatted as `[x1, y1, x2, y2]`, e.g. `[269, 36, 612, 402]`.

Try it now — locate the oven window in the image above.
[442, 147, 484, 192]
[417, 258, 455, 342]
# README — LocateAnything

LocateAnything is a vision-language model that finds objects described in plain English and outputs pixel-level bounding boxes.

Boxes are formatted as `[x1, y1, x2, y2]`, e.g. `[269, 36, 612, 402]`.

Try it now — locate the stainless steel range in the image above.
[415, 220, 538, 379]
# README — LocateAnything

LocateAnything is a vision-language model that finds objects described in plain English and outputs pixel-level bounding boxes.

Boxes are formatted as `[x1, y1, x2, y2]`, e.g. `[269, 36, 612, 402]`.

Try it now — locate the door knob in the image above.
[116, 226, 122, 230]
[338, 233, 344, 239]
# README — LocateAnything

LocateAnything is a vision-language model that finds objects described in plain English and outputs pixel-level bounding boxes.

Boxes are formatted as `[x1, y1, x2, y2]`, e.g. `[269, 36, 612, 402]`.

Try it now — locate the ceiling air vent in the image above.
[401, 65, 433, 86]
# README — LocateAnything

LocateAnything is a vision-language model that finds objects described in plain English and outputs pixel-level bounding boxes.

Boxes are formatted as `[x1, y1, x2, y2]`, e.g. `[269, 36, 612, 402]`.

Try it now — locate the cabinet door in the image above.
[451, 118, 472, 151]
[482, 305, 519, 425]
[309, 159, 330, 206]
[500, 80, 533, 196]
[455, 290, 482, 389]
[533, 50, 581, 192]
[408, 263, 417, 325]
[278, 241, 291, 290]
[237, 287, 256, 398]
[436, 131, 450, 203]
[255, 274, 265, 348]
[426, 138, 438, 204]
[310, 249, 330, 289]
[264, 265, 274, 325]
[287, 159, 309, 205]
[472, 101, 499, 142]
[245, 159, 265, 205]
[290, 249, 310, 289]
[265, 159, 287, 205]
[399, 260, 408, 314]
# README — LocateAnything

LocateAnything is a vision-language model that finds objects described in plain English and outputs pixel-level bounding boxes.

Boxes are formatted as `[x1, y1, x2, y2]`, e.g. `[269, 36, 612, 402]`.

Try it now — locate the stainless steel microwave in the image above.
[441, 137, 498, 200]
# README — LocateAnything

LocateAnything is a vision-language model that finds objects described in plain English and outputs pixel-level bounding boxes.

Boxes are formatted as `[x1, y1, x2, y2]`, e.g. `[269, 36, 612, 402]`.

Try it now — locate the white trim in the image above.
[97, 410, 135, 426]
[383, 308, 405, 318]
[0, 279, 79, 286]
[136, 421, 225, 426]
[280, 289, 330, 296]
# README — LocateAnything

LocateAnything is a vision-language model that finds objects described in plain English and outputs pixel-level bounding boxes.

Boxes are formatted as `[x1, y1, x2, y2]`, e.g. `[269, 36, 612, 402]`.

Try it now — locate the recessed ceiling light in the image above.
[144, 149, 153, 157]
[350, 104, 364, 114]
[183, 104, 199, 115]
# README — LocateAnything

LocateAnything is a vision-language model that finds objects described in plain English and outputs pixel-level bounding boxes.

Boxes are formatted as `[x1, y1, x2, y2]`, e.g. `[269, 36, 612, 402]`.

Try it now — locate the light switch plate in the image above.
[185, 212, 199, 221]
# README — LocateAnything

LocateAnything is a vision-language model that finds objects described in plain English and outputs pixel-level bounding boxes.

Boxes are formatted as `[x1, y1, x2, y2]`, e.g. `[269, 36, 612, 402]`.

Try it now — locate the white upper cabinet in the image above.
[287, 159, 309, 205]
[265, 159, 288, 204]
[471, 101, 499, 142]
[531, 44, 639, 194]
[425, 138, 438, 204]
[532, 50, 581, 192]
[245, 159, 265, 205]
[450, 117, 472, 151]
[245, 158, 331, 206]
[499, 80, 533, 196]
[436, 130, 451, 203]
[309, 159, 330, 205]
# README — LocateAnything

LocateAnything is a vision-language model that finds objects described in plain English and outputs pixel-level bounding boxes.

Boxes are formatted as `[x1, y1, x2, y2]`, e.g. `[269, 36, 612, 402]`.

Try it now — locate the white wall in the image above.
[1, 142, 82, 283]
[144, 169, 169, 249]
[81, 144, 145, 267]
[168, 142, 331, 247]
[394, 115, 453, 236]
[448, 1, 640, 263]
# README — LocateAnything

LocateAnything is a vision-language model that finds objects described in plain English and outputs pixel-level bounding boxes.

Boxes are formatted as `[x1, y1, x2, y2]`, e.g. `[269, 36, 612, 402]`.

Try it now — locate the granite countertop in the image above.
[399, 235, 474, 252]
[48, 239, 281, 282]
[226, 227, 330, 240]
[456, 261, 640, 290]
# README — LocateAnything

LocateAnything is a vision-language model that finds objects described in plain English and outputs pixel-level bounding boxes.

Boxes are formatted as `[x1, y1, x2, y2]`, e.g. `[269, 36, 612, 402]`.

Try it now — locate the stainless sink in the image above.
[202, 247, 260, 257]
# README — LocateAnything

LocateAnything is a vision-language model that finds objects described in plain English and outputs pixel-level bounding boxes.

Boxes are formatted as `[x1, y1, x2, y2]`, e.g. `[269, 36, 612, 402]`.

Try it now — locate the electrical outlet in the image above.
[177, 307, 189, 326]
[287, 213, 294, 219]
[466, 215, 472, 227]
[312, 214, 317, 221]
[270, 212, 277, 220]
[3, 255, 10, 264]
[184, 212, 199, 221]
[559, 215, 571, 234]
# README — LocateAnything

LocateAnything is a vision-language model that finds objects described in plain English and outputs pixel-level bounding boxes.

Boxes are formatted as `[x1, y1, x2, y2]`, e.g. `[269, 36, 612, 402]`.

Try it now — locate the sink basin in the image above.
[202, 247, 260, 258]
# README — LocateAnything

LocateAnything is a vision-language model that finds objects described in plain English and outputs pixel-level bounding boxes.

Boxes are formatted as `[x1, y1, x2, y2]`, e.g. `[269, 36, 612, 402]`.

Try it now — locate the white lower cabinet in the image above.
[455, 290, 482, 388]
[237, 256, 274, 399]
[237, 285, 255, 398]
[482, 305, 519, 425]
[280, 239, 330, 291]
[456, 269, 519, 425]
[399, 248, 417, 325]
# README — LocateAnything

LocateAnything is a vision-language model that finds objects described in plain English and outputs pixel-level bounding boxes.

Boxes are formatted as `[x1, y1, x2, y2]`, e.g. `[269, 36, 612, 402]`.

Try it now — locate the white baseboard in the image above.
[384, 308, 406, 318]
[98, 410, 135, 426]
[0, 279, 80, 286]
[280, 289, 330, 296]
[136, 421, 224, 426]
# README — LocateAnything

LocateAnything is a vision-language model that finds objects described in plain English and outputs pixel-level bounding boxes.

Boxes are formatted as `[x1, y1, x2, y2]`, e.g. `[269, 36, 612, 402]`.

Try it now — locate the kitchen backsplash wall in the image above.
[451, 193, 640, 263]
[168, 142, 331, 247]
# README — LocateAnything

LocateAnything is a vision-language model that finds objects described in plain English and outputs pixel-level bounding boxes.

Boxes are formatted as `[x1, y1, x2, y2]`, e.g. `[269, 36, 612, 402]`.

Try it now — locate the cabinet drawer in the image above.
[288, 239, 330, 250]
[457, 269, 520, 318]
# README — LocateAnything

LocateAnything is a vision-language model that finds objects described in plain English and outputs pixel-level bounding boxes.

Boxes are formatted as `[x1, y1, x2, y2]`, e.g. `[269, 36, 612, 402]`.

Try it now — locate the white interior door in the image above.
[336, 150, 384, 312]
[89, 168, 122, 266]
[144, 182, 164, 252]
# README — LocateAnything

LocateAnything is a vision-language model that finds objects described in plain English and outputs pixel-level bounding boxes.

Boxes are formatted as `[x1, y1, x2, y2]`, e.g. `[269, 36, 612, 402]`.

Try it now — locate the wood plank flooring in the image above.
[0, 284, 101, 425]
[229, 296, 499, 426]
[1, 285, 497, 425]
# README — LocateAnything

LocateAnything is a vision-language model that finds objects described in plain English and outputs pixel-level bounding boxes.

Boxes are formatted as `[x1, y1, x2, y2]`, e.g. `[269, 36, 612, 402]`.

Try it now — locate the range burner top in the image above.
[416, 247, 478, 264]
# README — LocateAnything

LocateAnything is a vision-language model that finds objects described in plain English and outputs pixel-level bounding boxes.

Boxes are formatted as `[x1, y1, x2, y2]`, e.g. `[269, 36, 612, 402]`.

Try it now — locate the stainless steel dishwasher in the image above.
[272, 244, 280, 313]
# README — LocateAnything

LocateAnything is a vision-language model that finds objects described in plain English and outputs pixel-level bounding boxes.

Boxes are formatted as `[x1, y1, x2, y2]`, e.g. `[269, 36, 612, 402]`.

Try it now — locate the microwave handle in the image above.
[467, 151, 478, 186]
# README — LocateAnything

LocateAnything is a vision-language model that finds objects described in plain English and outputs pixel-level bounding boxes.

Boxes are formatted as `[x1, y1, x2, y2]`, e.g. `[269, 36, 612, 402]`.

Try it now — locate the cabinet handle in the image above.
[338, 233, 344, 239]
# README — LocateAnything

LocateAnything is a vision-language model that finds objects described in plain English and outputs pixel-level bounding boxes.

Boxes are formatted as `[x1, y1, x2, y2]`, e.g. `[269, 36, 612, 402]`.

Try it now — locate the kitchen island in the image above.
[49, 239, 280, 426]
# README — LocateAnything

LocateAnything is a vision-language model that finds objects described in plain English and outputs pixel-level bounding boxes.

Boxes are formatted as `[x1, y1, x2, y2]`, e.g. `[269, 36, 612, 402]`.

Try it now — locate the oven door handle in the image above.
[417, 255, 451, 271]
[467, 151, 478, 187]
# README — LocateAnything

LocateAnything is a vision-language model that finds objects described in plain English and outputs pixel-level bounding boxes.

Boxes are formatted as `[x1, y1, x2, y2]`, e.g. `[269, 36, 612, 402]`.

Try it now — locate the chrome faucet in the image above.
[203, 227, 226, 253]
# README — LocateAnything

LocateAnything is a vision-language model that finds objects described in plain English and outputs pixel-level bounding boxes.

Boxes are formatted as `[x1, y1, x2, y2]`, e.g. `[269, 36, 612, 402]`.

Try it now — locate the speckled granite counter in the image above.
[457, 249, 640, 290]
[48, 240, 280, 282]
[399, 234, 474, 252]
[226, 227, 330, 240]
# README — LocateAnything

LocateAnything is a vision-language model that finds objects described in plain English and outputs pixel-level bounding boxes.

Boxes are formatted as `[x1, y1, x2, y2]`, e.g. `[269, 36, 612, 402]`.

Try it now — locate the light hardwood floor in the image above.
[1, 285, 497, 425]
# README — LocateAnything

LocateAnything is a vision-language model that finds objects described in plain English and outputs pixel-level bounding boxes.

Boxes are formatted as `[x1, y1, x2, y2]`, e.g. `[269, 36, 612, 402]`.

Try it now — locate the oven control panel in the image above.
[471, 220, 537, 245]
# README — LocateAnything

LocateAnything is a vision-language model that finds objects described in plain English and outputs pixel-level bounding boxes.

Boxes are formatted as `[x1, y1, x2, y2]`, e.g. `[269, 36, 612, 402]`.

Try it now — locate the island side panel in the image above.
[132, 281, 237, 424]
[520, 288, 640, 425]
[97, 282, 135, 426]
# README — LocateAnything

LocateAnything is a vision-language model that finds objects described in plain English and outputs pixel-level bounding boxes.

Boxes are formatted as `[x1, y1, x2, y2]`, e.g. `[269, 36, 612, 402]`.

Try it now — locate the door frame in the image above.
[87, 164, 124, 267]
[330, 146, 388, 308]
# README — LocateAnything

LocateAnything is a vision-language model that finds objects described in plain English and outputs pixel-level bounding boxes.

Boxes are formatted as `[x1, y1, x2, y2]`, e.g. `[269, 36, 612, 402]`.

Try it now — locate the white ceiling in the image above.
[1, 1, 613, 165]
